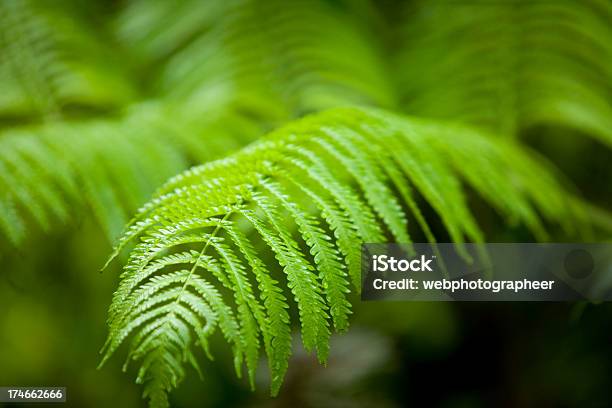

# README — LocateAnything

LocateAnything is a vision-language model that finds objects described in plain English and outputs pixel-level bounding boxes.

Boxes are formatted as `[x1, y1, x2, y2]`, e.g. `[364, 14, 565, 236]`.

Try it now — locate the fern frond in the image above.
[102, 106, 590, 407]
[396, 0, 612, 142]
[0, 103, 263, 245]
[116, 0, 394, 114]
[0, 0, 396, 248]
[0, 0, 135, 120]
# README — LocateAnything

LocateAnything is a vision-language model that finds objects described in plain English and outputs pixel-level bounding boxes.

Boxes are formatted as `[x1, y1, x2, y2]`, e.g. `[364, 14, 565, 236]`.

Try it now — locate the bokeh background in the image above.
[0, 0, 611, 407]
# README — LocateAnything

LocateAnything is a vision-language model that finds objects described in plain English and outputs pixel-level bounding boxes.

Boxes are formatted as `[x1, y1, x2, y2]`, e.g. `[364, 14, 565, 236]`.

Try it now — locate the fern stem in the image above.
[174, 210, 235, 309]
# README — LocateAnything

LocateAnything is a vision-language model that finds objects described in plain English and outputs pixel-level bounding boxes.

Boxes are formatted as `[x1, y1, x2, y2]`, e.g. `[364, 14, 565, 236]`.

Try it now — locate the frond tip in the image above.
[101, 107, 588, 407]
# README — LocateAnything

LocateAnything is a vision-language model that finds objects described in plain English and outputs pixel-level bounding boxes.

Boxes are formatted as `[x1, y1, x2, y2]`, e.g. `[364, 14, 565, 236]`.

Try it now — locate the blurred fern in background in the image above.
[0, 0, 610, 407]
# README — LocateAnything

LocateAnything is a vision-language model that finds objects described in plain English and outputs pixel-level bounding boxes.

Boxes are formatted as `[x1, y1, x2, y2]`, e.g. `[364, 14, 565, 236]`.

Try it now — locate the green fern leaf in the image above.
[101, 106, 592, 407]
[396, 0, 612, 142]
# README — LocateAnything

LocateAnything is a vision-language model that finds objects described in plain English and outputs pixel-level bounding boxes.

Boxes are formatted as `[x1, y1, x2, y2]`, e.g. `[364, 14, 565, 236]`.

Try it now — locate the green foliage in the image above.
[0, 0, 610, 406]
[101, 107, 590, 407]
[0, 0, 135, 119]
[0, 104, 262, 243]
[0, 0, 391, 246]
[115, 0, 394, 112]
[1, 0, 609, 247]
[396, 0, 612, 141]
